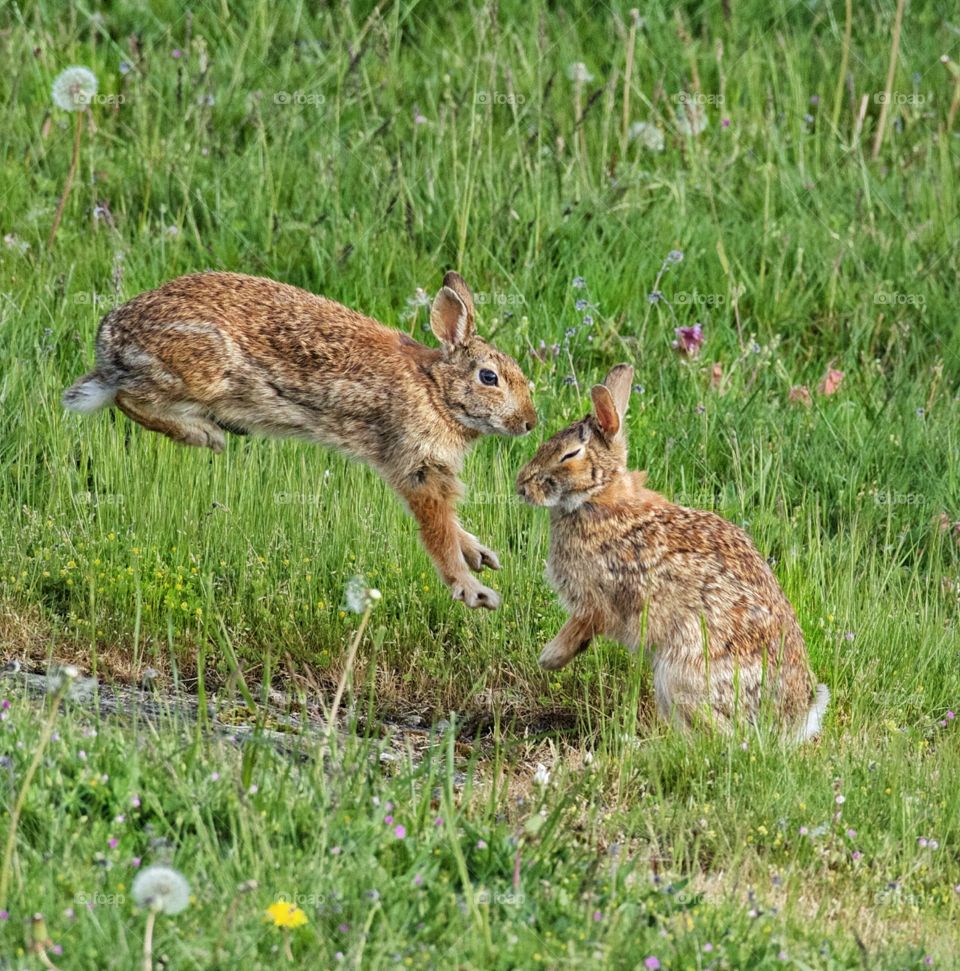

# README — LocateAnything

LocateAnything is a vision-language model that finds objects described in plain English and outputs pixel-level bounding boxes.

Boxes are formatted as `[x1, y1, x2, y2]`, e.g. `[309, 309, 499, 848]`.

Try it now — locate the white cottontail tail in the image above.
[516, 364, 828, 741]
[64, 271, 537, 609]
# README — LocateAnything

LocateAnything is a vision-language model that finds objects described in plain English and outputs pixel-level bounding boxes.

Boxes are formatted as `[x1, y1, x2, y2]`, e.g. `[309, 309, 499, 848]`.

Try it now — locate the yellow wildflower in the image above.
[266, 901, 308, 929]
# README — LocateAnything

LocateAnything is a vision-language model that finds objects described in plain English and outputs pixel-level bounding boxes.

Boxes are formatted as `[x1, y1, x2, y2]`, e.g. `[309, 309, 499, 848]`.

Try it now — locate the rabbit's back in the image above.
[98, 272, 414, 380]
[87, 272, 461, 470]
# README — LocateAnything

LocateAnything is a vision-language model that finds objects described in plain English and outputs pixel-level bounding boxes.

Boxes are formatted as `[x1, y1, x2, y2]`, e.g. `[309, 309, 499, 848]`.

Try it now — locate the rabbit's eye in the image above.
[478, 368, 499, 387]
[560, 447, 583, 462]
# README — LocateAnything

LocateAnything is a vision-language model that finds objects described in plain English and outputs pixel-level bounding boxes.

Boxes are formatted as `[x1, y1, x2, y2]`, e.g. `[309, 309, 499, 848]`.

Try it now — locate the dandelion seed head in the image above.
[566, 62, 594, 83]
[629, 121, 664, 152]
[344, 576, 381, 613]
[52, 66, 98, 111]
[131, 865, 190, 915]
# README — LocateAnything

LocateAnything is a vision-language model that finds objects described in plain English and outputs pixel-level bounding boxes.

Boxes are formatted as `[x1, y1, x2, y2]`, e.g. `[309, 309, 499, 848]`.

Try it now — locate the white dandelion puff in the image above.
[628, 121, 665, 152]
[132, 865, 190, 915]
[343, 576, 382, 614]
[566, 63, 594, 84]
[52, 66, 99, 112]
[533, 763, 551, 786]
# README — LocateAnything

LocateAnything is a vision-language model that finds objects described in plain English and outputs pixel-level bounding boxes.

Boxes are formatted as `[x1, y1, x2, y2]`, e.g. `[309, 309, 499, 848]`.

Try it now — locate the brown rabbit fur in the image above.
[516, 365, 829, 741]
[64, 271, 537, 609]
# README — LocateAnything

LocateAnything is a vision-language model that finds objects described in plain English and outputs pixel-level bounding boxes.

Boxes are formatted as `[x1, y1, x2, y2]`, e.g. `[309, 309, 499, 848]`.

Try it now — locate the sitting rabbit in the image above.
[64, 270, 536, 609]
[516, 364, 828, 741]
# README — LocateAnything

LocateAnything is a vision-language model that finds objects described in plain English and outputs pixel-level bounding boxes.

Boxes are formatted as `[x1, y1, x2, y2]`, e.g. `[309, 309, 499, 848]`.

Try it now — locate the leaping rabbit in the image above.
[64, 270, 537, 610]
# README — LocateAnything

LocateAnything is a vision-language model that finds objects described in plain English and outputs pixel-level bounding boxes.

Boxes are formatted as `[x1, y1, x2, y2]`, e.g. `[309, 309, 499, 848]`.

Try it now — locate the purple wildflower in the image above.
[672, 323, 704, 358]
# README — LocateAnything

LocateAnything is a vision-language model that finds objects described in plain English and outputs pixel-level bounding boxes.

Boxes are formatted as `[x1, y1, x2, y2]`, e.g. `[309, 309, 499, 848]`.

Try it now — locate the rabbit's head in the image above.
[430, 273, 537, 437]
[516, 364, 634, 510]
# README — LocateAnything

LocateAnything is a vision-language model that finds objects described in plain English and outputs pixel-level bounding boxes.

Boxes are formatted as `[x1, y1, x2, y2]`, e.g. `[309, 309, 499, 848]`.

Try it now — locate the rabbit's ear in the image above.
[591, 385, 620, 438]
[431, 284, 473, 347]
[603, 364, 634, 419]
[441, 272, 476, 329]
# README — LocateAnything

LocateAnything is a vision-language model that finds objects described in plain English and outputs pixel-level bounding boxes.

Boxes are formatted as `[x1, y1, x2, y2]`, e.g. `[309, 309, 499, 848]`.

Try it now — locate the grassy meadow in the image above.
[1, 0, 960, 966]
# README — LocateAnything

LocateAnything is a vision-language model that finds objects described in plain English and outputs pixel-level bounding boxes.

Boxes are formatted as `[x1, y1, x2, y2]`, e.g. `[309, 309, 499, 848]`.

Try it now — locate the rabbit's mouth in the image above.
[516, 477, 558, 507]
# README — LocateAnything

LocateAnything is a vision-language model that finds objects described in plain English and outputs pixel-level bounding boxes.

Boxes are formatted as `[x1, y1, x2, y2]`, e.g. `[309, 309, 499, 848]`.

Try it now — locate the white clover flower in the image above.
[343, 576, 381, 614]
[533, 763, 551, 786]
[566, 62, 594, 84]
[131, 865, 190, 915]
[3, 233, 30, 254]
[52, 66, 98, 112]
[628, 121, 665, 152]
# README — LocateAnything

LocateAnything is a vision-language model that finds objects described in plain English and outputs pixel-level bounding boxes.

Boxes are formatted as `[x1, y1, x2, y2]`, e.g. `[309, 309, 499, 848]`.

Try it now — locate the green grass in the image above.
[1, 0, 959, 966]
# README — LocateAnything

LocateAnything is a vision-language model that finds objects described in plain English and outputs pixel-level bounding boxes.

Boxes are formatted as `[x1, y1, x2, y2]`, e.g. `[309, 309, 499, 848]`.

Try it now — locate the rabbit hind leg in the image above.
[652, 656, 733, 734]
[115, 391, 226, 452]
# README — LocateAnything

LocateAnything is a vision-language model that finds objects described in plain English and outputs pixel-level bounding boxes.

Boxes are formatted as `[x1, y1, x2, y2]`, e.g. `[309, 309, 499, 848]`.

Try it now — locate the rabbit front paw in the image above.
[451, 575, 501, 610]
[539, 637, 587, 670]
[458, 530, 501, 572]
